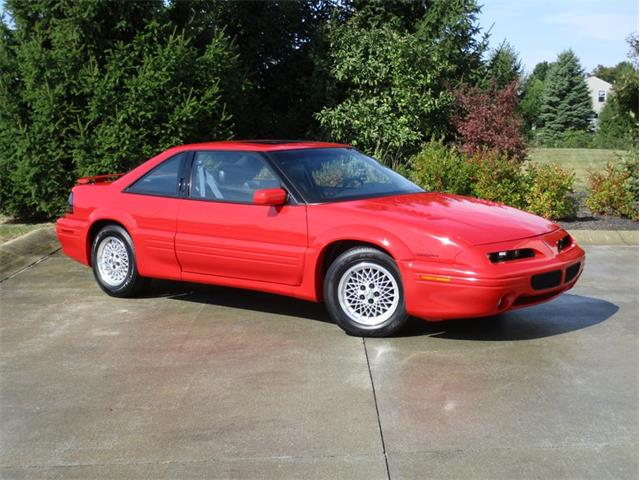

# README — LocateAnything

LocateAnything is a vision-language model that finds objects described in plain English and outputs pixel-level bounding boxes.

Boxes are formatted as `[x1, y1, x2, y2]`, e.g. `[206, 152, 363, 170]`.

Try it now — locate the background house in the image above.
[586, 75, 613, 119]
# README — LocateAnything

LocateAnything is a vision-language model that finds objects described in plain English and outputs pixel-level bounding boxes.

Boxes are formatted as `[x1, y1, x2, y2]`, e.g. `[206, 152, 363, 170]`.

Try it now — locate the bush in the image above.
[525, 163, 578, 219]
[624, 151, 639, 209]
[539, 129, 594, 148]
[407, 143, 578, 220]
[408, 141, 473, 195]
[586, 152, 639, 219]
[452, 81, 528, 162]
[468, 150, 528, 209]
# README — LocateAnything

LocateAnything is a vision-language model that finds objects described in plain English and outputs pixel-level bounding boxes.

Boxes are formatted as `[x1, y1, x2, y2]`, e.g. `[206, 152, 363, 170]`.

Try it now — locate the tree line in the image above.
[0, 0, 637, 219]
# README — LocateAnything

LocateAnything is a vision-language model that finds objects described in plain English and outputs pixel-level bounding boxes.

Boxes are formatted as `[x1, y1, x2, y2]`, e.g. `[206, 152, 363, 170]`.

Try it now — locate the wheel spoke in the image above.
[337, 261, 400, 327]
[97, 236, 130, 287]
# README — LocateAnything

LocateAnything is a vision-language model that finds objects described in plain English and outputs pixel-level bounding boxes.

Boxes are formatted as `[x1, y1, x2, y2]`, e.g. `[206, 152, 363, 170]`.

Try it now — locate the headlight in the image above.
[487, 248, 535, 263]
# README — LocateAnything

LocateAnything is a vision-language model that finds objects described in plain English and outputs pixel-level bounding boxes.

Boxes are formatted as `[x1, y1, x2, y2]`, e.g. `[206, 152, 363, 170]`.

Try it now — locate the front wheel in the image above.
[324, 247, 408, 337]
[91, 225, 147, 297]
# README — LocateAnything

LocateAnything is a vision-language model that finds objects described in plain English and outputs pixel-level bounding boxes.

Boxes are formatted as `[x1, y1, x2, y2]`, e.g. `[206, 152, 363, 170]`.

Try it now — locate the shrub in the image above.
[539, 129, 594, 148]
[525, 163, 578, 219]
[624, 151, 639, 209]
[468, 149, 528, 209]
[406, 143, 579, 220]
[408, 141, 473, 195]
[586, 152, 639, 219]
[452, 81, 528, 162]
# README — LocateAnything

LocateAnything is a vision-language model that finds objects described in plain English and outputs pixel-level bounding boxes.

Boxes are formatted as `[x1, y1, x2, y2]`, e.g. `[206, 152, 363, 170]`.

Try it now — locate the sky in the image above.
[478, 0, 639, 73]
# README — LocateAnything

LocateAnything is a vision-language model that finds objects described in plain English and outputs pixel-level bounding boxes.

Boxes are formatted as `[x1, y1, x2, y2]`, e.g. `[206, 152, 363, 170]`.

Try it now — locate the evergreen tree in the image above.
[538, 50, 593, 140]
[0, 0, 242, 219]
[485, 40, 523, 89]
[530, 61, 551, 82]
[168, 1, 340, 139]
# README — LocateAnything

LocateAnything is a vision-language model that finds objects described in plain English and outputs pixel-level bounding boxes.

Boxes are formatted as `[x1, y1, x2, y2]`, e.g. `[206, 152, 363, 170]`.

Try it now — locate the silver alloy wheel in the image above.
[96, 236, 130, 287]
[337, 262, 400, 327]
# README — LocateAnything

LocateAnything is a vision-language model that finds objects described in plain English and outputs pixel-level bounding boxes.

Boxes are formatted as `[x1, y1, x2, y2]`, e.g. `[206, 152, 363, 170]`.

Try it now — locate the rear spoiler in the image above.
[76, 173, 125, 185]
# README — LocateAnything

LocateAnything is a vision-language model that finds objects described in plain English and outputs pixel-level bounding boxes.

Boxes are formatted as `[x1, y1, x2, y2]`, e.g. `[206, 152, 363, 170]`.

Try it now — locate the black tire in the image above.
[91, 224, 147, 297]
[324, 247, 408, 337]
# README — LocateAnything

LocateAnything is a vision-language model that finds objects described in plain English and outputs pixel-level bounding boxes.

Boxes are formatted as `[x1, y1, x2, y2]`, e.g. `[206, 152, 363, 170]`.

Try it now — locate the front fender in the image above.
[311, 224, 414, 260]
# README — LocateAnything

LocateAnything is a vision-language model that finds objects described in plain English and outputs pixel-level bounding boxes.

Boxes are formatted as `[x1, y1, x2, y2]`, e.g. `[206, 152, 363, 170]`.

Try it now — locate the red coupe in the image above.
[56, 141, 585, 336]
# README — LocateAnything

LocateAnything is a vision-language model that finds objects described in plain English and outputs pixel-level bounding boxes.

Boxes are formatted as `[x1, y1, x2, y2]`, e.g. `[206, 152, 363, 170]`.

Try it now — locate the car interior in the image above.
[191, 153, 280, 203]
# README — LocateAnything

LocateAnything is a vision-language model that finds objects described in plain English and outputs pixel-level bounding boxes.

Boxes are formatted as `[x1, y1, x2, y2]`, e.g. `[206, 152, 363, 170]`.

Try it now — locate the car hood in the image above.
[341, 192, 558, 246]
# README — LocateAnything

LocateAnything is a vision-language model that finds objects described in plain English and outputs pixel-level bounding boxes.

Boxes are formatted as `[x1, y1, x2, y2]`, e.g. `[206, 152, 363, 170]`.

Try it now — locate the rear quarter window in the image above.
[126, 153, 185, 197]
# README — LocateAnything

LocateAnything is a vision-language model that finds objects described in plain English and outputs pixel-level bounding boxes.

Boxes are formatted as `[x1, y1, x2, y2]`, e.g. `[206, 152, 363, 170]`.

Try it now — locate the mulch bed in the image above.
[559, 215, 638, 231]
[558, 193, 638, 231]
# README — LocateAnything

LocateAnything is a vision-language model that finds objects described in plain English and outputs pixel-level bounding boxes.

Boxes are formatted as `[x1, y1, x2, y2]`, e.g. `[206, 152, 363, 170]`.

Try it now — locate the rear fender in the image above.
[86, 209, 139, 264]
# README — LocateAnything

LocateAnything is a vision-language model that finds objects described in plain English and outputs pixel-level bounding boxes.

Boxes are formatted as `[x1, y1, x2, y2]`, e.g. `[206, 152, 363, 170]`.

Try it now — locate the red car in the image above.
[56, 141, 585, 337]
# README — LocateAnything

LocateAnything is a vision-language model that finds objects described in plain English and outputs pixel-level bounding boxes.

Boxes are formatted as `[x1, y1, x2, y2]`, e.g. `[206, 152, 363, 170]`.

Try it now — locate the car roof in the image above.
[175, 140, 350, 152]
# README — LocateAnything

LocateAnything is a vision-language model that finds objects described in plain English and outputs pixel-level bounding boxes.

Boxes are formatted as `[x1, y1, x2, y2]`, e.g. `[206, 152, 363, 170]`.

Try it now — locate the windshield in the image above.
[269, 148, 423, 203]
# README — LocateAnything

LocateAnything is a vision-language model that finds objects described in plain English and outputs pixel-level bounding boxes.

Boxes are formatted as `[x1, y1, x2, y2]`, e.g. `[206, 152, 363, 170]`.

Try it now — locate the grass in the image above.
[528, 148, 628, 192]
[0, 215, 51, 244]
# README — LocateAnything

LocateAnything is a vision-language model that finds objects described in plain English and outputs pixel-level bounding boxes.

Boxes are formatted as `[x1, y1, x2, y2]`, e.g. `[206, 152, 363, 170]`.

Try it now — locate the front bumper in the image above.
[399, 230, 586, 320]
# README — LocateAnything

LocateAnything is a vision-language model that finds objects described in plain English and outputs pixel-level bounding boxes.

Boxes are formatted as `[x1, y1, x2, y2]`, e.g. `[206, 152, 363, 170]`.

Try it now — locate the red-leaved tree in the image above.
[452, 81, 527, 161]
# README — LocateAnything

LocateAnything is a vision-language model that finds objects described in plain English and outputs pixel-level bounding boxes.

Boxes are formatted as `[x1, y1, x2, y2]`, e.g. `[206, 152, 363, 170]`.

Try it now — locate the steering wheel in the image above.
[341, 174, 367, 187]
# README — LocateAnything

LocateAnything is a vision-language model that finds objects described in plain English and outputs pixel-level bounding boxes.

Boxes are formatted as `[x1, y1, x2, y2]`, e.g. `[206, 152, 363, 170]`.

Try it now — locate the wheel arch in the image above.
[86, 216, 134, 267]
[312, 233, 410, 302]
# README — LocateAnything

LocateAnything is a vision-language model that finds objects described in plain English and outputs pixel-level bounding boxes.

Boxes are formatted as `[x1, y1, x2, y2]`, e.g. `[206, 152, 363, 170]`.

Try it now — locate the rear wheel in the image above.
[324, 247, 408, 337]
[91, 225, 146, 297]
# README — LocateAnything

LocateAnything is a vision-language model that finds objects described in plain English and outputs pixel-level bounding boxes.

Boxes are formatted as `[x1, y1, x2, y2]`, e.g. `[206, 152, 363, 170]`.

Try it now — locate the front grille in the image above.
[531, 270, 562, 290]
[513, 291, 560, 306]
[565, 262, 581, 283]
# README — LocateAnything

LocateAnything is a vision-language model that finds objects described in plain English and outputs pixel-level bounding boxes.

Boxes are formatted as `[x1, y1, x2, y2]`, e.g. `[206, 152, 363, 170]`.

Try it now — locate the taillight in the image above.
[66, 192, 74, 213]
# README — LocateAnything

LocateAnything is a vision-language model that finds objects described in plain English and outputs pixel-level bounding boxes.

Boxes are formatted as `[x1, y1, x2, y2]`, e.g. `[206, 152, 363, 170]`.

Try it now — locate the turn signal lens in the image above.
[419, 275, 451, 283]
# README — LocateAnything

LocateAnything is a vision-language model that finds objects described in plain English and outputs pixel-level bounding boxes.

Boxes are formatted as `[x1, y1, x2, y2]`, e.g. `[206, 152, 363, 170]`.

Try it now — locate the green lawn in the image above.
[0, 215, 51, 244]
[528, 148, 627, 192]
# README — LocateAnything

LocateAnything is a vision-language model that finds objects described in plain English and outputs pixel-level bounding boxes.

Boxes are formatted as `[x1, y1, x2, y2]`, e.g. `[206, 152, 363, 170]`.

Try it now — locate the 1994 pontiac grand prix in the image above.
[56, 140, 585, 337]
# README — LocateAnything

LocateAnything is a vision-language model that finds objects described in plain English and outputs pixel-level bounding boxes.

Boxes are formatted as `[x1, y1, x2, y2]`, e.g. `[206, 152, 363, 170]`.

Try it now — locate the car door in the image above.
[174, 150, 307, 286]
[120, 152, 187, 280]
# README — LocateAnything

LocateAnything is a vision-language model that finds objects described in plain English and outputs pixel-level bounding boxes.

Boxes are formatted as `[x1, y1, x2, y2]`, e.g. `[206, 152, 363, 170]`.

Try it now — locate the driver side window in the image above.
[190, 151, 280, 203]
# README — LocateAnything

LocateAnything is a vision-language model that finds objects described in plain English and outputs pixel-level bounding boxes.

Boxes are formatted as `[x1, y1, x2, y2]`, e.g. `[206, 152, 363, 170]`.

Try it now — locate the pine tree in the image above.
[539, 50, 593, 140]
[486, 41, 523, 89]
[0, 0, 242, 219]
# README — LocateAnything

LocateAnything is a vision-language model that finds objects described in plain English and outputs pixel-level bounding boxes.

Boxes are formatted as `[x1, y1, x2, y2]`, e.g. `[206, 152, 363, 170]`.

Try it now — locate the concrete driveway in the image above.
[1, 245, 637, 479]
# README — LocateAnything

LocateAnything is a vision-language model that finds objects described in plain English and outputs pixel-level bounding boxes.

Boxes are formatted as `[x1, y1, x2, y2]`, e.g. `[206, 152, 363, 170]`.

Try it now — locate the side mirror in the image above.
[253, 188, 287, 206]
